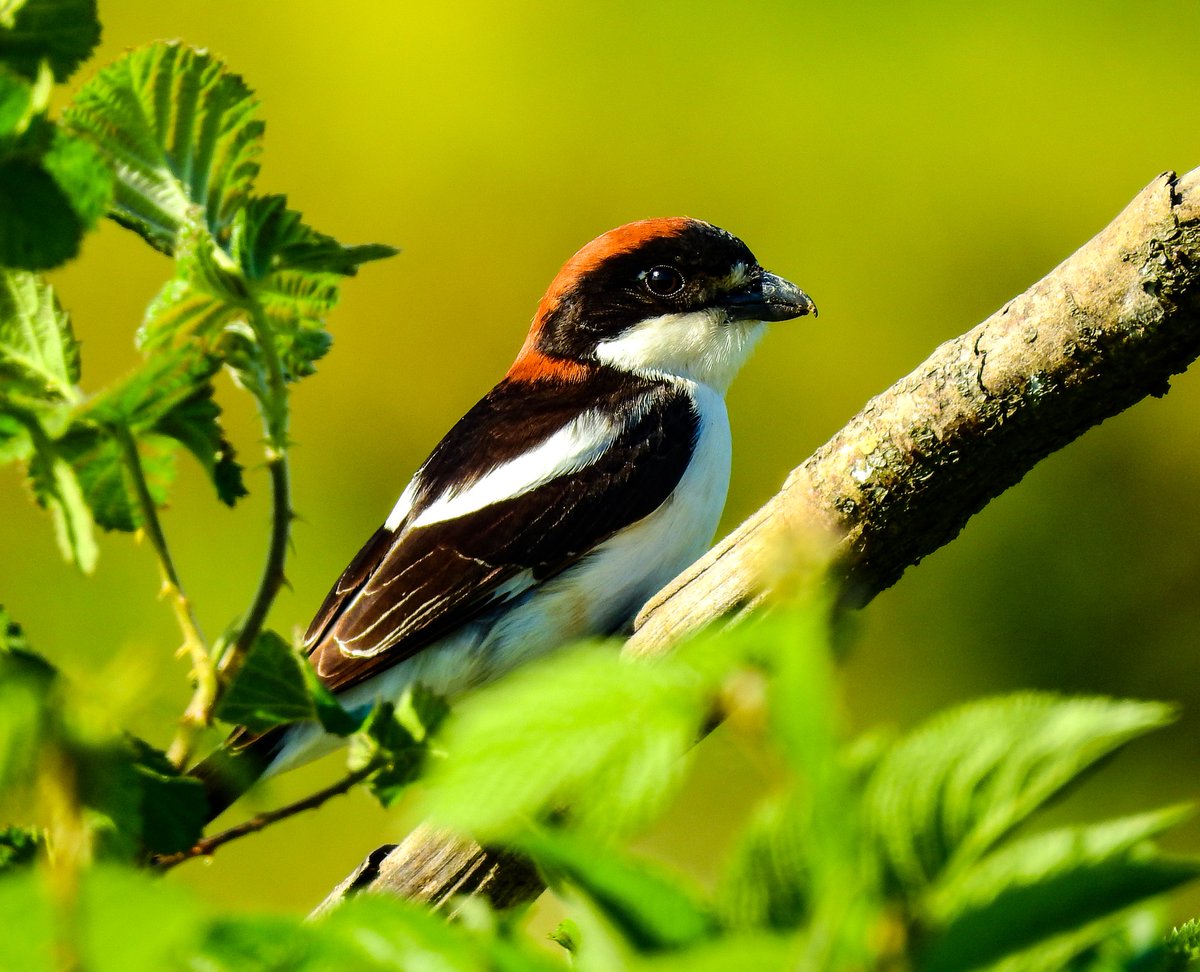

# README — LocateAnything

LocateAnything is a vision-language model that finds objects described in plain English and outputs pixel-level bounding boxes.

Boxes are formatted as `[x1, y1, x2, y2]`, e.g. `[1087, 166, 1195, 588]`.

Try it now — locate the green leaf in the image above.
[127, 737, 207, 857]
[40, 126, 114, 228]
[76, 736, 145, 861]
[80, 347, 246, 511]
[0, 62, 36, 134]
[312, 892, 562, 972]
[231, 193, 398, 280]
[716, 794, 810, 932]
[193, 915, 317, 972]
[0, 0, 101, 82]
[0, 268, 80, 405]
[78, 866, 207, 972]
[920, 808, 1200, 972]
[0, 121, 112, 270]
[64, 41, 263, 253]
[864, 694, 1177, 892]
[0, 826, 41, 873]
[149, 382, 245, 507]
[628, 935, 799, 972]
[520, 828, 713, 953]
[0, 866, 208, 972]
[254, 268, 337, 381]
[216, 629, 359, 734]
[0, 633, 54, 788]
[1165, 920, 1200, 962]
[423, 644, 708, 840]
[301, 659, 366, 737]
[51, 425, 170, 532]
[0, 411, 31, 463]
[0, 153, 84, 268]
[347, 698, 429, 807]
[708, 605, 879, 964]
[215, 630, 315, 732]
[550, 918, 581, 955]
[25, 417, 98, 571]
[0, 871, 54, 972]
[137, 217, 248, 352]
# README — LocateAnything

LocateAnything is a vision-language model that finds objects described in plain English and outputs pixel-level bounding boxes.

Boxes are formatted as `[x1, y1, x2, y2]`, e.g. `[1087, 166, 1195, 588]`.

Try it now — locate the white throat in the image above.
[593, 309, 766, 391]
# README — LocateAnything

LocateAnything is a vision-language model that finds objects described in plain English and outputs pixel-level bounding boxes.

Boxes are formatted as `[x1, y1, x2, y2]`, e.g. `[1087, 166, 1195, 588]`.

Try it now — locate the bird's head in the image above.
[509, 217, 815, 390]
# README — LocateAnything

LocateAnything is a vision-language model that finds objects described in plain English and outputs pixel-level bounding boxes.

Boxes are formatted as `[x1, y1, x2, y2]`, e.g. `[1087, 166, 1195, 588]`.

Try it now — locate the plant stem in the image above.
[114, 424, 213, 768]
[220, 301, 293, 678]
[224, 452, 291, 673]
[152, 760, 380, 870]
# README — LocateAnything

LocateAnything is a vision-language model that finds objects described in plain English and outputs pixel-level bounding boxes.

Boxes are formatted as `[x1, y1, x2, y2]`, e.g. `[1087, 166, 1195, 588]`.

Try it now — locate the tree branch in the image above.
[155, 760, 378, 871]
[313, 167, 1200, 913]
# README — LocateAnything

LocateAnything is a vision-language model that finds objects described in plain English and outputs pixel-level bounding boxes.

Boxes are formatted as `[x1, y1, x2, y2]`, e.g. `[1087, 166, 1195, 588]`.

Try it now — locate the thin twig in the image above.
[113, 423, 213, 768]
[154, 760, 380, 871]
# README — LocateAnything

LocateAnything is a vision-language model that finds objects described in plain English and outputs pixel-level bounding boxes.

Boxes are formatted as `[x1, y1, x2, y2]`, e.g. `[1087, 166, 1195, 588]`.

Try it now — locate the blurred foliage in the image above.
[0, 0, 1199, 967]
[6, 593, 1200, 969]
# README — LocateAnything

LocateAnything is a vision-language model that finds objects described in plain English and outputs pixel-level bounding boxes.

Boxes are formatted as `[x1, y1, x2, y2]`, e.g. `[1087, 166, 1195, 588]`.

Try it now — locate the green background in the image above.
[3, 0, 1200, 919]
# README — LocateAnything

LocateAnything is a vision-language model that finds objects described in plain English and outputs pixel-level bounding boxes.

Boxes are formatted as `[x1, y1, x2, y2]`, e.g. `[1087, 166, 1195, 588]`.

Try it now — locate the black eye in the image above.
[643, 266, 685, 297]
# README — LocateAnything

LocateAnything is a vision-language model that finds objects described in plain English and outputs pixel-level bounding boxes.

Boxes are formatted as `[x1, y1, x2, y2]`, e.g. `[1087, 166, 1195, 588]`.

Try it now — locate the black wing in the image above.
[303, 372, 699, 695]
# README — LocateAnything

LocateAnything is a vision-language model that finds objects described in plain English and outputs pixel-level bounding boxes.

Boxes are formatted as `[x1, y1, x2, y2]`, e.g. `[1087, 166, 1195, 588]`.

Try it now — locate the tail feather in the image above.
[189, 726, 288, 824]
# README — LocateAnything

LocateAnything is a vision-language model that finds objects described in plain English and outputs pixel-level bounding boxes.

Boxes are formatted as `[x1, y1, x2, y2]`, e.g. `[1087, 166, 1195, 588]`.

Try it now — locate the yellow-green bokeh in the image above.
[3, 0, 1200, 915]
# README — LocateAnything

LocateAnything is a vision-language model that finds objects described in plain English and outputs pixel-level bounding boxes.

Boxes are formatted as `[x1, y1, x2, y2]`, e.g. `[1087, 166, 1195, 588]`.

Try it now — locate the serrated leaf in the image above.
[25, 417, 97, 570]
[127, 737, 207, 856]
[216, 630, 359, 735]
[716, 794, 810, 932]
[232, 193, 397, 280]
[519, 828, 714, 953]
[81, 347, 246, 509]
[150, 388, 245, 506]
[920, 809, 1200, 972]
[1166, 920, 1200, 961]
[423, 644, 708, 841]
[0, 411, 30, 463]
[300, 660, 364, 738]
[65, 41, 263, 253]
[76, 736, 144, 861]
[347, 701, 424, 807]
[138, 218, 248, 352]
[41, 126, 113, 227]
[864, 694, 1177, 892]
[345, 688, 447, 807]
[215, 630, 315, 732]
[0, 0, 100, 82]
[0, 120, 111, 270]
[51, 425, 172, 531]
[0, 268, 80, 404]
[0, 153, 85, 267]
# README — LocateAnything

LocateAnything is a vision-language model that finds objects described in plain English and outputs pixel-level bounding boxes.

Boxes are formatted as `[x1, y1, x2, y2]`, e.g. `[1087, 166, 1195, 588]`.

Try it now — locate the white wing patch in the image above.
[384, 407, 626, 535]
[383, 479, 420, 532]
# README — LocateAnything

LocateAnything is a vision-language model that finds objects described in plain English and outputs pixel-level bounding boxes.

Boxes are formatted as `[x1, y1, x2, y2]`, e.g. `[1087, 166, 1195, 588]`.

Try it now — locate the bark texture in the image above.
[316, 167, 1200, 913]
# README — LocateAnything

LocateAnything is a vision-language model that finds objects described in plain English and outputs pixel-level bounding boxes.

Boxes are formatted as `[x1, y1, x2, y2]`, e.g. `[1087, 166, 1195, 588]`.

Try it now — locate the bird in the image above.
[194, 217, 815, 820]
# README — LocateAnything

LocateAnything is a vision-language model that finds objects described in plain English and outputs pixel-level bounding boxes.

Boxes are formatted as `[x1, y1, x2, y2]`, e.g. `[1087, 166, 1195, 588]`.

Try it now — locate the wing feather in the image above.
[304, 374, 697, 695]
